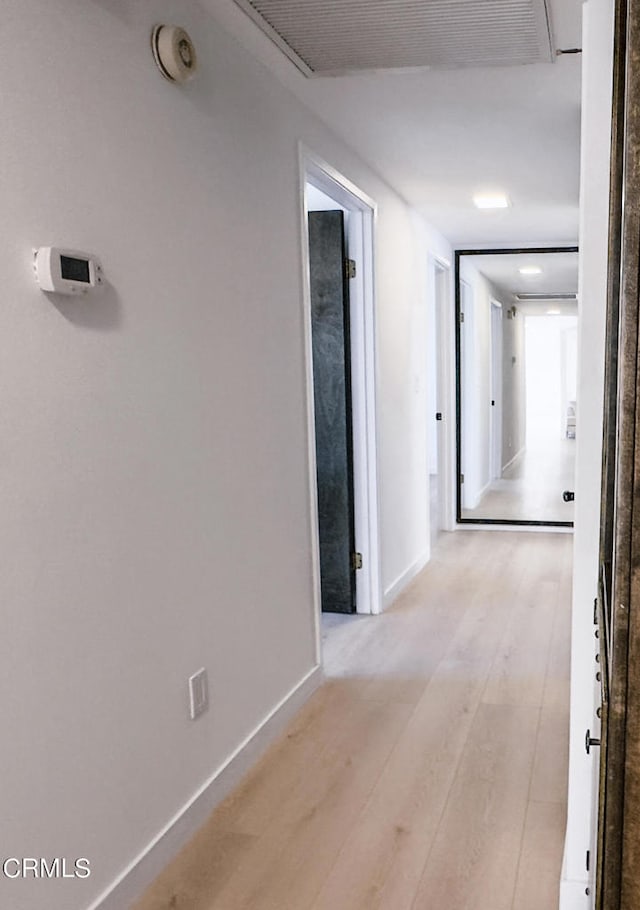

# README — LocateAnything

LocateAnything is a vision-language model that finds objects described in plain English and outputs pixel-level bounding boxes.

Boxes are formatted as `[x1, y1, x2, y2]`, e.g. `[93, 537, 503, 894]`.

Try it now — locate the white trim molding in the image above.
[559, 876, 591, 910]
[383, 549, 430, 609]
[502, 445, 525, 473]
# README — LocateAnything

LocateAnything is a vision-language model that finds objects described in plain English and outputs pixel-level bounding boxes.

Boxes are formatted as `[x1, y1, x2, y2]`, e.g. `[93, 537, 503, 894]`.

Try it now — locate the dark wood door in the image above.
[308, 210, 356, 614]
[596, 2, 640, 907]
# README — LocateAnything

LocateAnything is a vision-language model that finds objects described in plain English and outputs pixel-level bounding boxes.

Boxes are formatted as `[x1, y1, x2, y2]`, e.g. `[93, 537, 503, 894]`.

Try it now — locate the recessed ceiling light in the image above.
[473, 192, 510, 210]
[519, 266, 542, 276]
[547, 308, 561, 315]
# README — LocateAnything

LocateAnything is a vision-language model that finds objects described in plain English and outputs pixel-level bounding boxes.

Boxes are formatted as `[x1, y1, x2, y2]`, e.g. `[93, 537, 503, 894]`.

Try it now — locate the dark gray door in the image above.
[308, 210, 356, 614]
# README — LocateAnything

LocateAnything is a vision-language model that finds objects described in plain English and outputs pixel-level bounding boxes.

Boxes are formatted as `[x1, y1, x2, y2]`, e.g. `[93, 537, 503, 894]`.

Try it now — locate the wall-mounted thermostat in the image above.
[34, 247, 103, 294]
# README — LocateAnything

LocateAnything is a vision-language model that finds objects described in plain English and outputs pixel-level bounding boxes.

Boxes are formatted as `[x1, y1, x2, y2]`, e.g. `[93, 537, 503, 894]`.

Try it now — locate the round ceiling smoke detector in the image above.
[151, 25, 197, 84]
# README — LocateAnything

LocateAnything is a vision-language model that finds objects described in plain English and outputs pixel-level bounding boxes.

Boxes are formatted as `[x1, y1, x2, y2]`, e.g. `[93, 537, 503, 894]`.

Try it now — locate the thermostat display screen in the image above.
[60, 255, 90, 283]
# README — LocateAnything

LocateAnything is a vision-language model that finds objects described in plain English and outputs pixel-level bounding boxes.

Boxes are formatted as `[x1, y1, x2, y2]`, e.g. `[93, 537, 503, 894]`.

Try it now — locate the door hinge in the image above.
[352, 552, 363, 570]
[460, 473, 465, 484]
[459, 311, 465, 323]
[345, 258, 356, 279]
[435, 412, 443, 421]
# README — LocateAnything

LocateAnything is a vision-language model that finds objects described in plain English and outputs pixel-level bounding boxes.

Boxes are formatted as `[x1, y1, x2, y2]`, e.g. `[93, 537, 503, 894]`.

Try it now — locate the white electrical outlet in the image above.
[188, 668, 208, 720]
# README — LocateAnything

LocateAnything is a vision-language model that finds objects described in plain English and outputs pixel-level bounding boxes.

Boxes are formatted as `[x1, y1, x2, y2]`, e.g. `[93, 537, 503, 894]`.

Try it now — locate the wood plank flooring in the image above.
[133, 530, 571, 910]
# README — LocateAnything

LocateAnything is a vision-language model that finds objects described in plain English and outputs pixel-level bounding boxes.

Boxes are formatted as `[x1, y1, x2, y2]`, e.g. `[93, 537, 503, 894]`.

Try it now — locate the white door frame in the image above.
[431, 255, 456, 532]
[459, 278, 475, 512]
[490, 300, 503, 480]
[298, 145, 382, 660]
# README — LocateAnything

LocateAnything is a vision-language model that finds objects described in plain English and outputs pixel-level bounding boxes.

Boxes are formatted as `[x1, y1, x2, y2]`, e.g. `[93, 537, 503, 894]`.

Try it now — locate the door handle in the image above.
[585, 729, 601, 755]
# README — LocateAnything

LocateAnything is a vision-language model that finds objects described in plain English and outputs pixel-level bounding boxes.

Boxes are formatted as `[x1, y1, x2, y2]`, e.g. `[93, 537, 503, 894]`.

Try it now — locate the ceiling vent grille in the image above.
[232, 0, 555, 76]
[515, 292, 577, 300]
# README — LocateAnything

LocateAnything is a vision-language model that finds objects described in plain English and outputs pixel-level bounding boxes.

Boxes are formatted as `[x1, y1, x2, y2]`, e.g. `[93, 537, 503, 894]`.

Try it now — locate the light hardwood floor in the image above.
[133, 530, 571, 910]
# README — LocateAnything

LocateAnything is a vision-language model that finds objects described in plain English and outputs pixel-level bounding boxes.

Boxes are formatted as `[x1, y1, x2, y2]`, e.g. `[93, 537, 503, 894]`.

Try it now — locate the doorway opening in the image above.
[300, 149, 381, 662]
[522, 312, 578, 517]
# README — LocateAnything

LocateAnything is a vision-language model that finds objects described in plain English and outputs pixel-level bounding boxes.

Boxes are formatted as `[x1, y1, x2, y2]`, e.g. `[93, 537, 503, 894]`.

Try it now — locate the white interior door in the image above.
[490, 301, 503, 480]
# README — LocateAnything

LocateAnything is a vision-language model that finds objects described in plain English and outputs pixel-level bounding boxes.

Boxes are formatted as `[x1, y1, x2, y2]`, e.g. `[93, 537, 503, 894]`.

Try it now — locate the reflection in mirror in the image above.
[456, 248, 578, 526]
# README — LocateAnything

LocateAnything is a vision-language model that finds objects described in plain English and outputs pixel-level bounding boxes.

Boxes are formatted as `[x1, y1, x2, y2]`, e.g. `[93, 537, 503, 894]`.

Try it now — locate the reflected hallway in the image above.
[462, 436, 576, 523]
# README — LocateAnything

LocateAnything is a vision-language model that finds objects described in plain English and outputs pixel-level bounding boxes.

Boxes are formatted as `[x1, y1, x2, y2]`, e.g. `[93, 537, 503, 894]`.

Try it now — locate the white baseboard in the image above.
[476, 479, 491, 504]
[87, 664, 323, 910]
[383, 550, 429, 610]
[502, 445, 525, 473]
[559, 876, 591, 910]
[462, 479, 490, 512]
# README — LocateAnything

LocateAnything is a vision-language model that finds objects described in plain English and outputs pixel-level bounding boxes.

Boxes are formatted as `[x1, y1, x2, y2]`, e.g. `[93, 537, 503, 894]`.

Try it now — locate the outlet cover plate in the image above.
[189, 668, 208, 720]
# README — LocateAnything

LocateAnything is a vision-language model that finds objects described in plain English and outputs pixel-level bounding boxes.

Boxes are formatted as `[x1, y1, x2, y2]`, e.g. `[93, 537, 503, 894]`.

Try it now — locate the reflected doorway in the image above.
[455, 246, 578, 527]
[428, 258, 450, 546]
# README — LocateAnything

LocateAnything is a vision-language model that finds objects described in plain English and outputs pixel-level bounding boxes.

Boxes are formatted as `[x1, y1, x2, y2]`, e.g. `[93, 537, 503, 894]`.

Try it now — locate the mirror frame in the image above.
[454, 245, 579, 527]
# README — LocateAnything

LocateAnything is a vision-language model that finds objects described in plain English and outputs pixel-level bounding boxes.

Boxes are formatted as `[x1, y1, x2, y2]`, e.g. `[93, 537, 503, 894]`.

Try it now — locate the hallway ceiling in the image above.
[469, 249, 579, 313]
[206, 0, 583, 247]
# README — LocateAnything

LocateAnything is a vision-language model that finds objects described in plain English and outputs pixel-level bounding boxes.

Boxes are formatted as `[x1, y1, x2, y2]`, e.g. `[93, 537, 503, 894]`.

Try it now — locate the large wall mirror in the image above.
[455, 246, 578, 527]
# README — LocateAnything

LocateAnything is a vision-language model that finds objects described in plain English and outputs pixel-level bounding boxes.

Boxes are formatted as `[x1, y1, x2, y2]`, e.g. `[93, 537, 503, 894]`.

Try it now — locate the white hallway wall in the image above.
[0, 2, 450, 909]
[459, 259, 515, 508]
[561, 0, 614, 907]
[382, 210, 453, 589]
